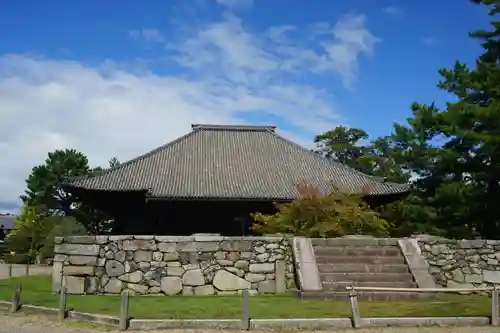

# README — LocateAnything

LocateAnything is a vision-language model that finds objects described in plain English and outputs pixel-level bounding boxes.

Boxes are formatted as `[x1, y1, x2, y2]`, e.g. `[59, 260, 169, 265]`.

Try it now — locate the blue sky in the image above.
[0, 0, 491, 212]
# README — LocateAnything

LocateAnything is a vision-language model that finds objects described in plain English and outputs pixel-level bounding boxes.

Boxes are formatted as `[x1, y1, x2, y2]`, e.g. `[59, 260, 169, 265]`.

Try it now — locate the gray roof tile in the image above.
[66, 124, 410, 199]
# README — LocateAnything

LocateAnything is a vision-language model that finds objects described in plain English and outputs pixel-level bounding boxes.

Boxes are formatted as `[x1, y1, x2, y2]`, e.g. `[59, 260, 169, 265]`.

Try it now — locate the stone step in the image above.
[317, 263, 410, 274]
[320, 272, 415, 283]
[313, 246, 402, 257]
[310, 238, 398, 247]
[315, 256, 406, 265]
[322, 281, 417, 291]
[301, 291, 436, 301]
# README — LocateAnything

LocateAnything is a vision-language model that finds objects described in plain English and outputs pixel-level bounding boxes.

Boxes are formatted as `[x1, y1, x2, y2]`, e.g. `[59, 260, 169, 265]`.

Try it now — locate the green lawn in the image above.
[0, 276, 492, 319]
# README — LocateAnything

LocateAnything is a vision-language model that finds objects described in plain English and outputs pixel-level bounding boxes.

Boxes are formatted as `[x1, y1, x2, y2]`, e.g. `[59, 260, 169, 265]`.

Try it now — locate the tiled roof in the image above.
[65, 124, 410, 199]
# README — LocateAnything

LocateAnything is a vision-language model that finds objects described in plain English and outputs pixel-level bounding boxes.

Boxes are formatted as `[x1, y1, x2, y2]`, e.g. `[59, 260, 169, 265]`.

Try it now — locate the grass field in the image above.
[0, 276, 493, 319]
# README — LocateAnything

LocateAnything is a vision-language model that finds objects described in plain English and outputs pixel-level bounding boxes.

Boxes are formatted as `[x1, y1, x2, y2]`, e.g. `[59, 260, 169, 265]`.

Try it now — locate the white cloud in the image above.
[382, 6, 403, 17]
[215, 0, 253, 9]
[129, 29, 165, 43]
[171, 13, 380, 89]
[0, 12, 379, 212]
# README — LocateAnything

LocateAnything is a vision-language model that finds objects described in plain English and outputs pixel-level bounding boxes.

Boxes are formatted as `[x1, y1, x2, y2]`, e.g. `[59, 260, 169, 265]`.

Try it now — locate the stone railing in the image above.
[52, 235, 294, 295]
[419, 239, 500, 288]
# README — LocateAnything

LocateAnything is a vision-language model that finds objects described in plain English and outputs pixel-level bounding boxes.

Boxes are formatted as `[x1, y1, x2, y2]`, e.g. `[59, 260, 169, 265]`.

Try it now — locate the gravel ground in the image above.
[0, 312, 499, 333]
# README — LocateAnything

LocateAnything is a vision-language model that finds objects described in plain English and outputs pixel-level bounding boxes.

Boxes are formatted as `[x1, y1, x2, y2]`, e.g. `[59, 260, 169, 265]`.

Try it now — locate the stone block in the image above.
[182, 269, 205, 286]
[182, 286, 194, 295]
[275, 260, 286, 293]
[53, 254, 68, 263]
[108, 235, 133, 241]
[127, 283, 148, 294]
[197, 242, 220, 252]
[148, 286, 161, 294]
[85, 277, 99, 294]
[52, 262, 63, 293]
[163, 252, 179, 261]
[65, 276, 86, 294]
[63, 266, 95, 276]
[484, 270, 500, 283]
[225, 267, 244, 277]
[28, 265, 52, 276]
[64, 236, 96, 244]
[167, 266, 185, 276]
[0, 264, 10, 279]
[258, 280, 276, 293]
[194, 285, 215, 295]
[220, 240, 253, 252]
[213, 270, 251, 291]
[55, 243, 100, 256]
[194, 234, 223, 242]
[447, 280, 474, 289]
[465, 274, 483, 283]
[134, 250, 152, 262]
[249, 263, 274, 273]
[119, 271, 144, 283]
[122, 239, 157, 251]
[245, 273, 266, 283]
[217, 260, 233, 266]
[234, 260, 249, 270]
[68, 256, 98, 266]
[177, 242, 197, 252]
[133, 235, 154, 240]
[10, 264, 28, 277]
[106, 260, 125, 277]
[161, 276, 182, 295]
[94, 236, 109, 244]
[104, 278, 124, 293]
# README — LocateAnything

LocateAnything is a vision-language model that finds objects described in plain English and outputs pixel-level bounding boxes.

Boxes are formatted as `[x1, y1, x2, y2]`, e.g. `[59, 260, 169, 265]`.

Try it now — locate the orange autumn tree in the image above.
[251, 181, 390, 237]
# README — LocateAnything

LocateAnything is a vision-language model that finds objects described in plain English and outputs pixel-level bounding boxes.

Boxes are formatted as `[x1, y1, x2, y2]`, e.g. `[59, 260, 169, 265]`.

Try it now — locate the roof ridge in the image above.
[191, 124, 276, 132]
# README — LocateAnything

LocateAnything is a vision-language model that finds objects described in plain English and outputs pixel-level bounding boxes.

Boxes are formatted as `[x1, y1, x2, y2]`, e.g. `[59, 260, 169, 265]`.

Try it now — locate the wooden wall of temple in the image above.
[78, 189, 279, 236]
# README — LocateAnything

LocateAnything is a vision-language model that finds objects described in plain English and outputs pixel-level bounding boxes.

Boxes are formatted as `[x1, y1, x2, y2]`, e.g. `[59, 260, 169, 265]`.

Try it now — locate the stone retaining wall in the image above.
[52, 235, 294, 295]
[419, 239, 500, 288]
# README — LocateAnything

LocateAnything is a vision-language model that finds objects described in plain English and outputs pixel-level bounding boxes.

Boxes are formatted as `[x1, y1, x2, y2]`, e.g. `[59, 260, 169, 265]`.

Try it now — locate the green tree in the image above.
[21, 149, 91, 216]
[109, 157, 120, 168]
[6, 205, 86, 263]
[382, 0, 500, 238]
[314, 126, 370, 171]
[38, 215, 87, 261]
[20, 150, 119, 234]
[314, 126, 408, 182]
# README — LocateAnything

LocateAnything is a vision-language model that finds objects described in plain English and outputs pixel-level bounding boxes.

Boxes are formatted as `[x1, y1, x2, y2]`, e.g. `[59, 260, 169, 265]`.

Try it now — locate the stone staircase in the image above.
[302, 238, 432, 301]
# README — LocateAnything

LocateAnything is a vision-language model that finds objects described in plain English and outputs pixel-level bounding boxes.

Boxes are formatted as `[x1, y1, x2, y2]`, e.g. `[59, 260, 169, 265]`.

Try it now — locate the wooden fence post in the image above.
[58, 287, 68, 321]
[10, 282, 22, 313]
[348, 287, 361, 329]
[119, 291, 130, 331]
[241, 289, 250, 330]
[492, 287, 499, 326]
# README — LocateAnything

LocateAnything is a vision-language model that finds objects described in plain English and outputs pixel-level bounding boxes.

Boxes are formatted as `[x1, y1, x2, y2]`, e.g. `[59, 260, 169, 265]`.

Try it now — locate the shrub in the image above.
[38, 216, 87, 261]
[251, 182, 390, 237]
[5, 206, 86, 264]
